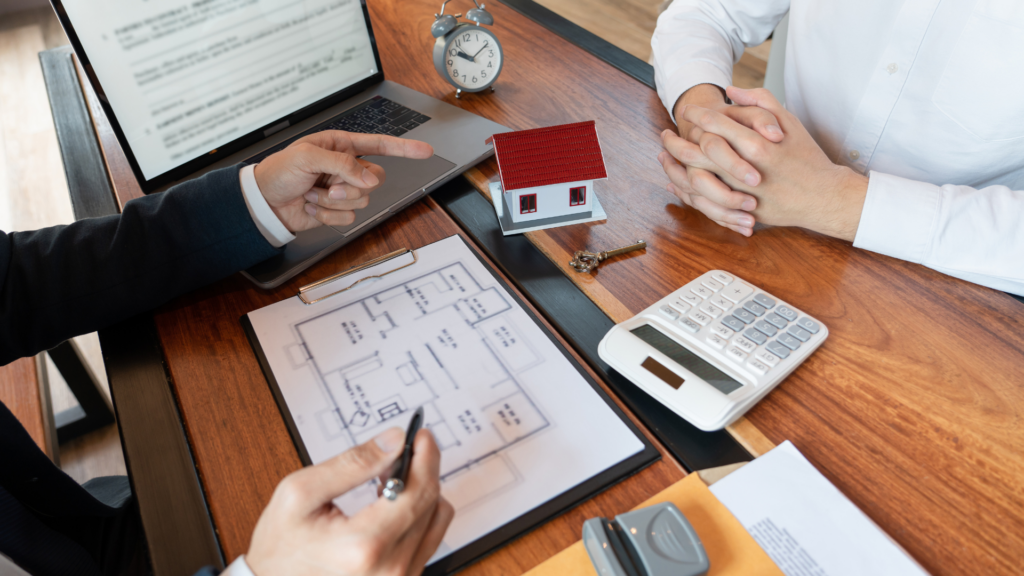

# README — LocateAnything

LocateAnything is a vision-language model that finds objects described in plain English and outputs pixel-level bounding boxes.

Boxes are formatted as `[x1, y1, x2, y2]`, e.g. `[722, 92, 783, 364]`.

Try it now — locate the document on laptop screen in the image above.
[62, 0, 378, 180]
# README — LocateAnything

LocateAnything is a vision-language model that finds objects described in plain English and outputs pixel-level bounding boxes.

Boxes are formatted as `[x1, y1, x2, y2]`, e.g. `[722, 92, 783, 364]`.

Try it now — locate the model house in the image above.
[492, 121, 608, 224]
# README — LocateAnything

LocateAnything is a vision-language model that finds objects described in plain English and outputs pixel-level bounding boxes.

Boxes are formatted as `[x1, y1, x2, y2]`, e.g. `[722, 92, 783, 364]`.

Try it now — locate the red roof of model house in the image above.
[492, 121, 608, 193]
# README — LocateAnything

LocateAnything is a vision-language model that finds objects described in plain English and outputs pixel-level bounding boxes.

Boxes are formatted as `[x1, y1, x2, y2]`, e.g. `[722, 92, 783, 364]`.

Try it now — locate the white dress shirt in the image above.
[652, 0, 1024, 295]
[226, 554, 257, 576]
[239, 164, 296, 248]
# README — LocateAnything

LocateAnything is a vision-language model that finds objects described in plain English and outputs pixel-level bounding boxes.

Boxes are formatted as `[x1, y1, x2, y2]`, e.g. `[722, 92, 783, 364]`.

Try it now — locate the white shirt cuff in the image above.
[657, 61, 733, 124]
[226, 555, 257, 576]
[852, 171, 941, 264]
[239, 164, 296, 248]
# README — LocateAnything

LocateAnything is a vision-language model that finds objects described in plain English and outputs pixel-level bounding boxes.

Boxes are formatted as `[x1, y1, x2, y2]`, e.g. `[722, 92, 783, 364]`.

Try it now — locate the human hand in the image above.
[670, 86, 868, 241]
[244, 427, 454, 576]
[254, 131, 434, 232]
[659, 84, 785, 236]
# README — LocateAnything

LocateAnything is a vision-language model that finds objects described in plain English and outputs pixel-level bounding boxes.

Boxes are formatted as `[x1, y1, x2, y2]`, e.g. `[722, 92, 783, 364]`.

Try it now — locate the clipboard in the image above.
[240, 235, 660, 575]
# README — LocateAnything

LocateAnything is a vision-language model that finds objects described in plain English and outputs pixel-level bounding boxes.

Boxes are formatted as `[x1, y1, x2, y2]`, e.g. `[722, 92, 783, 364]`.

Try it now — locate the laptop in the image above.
[50, 0, 508, 288]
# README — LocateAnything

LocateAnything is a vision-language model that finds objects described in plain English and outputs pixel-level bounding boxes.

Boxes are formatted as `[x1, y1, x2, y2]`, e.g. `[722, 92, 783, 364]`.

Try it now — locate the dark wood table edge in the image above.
[41, 47, 225, 575]
[497, 0, 655, 89]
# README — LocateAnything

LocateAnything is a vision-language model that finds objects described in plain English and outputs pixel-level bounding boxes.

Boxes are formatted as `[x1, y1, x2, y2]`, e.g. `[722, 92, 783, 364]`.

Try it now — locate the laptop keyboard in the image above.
[330, 97, 431, 136]
[245, 96, 430, 164]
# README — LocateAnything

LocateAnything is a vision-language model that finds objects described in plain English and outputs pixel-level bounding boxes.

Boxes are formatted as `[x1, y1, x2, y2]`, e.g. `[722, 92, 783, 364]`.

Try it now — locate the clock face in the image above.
[443, 27, 502, 90]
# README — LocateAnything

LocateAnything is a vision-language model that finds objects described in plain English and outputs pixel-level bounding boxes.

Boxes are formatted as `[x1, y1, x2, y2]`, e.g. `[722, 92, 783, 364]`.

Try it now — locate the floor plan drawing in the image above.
[246, 236, 646, 563]
[291, 261, 551, 509]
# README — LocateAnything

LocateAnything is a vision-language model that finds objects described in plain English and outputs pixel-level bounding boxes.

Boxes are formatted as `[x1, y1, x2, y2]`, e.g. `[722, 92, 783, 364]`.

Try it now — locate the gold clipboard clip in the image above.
[297, 248, 418, 305]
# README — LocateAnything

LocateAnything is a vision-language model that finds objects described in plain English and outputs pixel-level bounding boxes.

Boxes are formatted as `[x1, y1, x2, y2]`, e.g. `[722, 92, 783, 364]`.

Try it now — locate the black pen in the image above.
[381, 406, 424, 501]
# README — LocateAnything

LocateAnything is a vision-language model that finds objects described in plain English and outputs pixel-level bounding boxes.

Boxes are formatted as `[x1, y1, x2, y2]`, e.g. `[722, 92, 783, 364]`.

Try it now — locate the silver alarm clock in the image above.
[431, 0, 503, 98]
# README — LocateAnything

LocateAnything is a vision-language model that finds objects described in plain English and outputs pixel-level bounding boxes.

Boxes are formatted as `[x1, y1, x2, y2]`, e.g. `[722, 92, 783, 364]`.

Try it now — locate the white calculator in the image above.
[598, 270, 828, 431]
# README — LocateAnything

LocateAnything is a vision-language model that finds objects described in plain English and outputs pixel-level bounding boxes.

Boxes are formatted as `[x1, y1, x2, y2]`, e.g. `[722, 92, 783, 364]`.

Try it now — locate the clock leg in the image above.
[490, 86, 495, 92]
[456, 88, 462, 99]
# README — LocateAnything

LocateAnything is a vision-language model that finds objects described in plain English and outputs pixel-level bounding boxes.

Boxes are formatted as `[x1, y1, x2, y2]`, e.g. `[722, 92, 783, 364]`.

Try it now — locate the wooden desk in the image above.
[44, 0, 1024, 574]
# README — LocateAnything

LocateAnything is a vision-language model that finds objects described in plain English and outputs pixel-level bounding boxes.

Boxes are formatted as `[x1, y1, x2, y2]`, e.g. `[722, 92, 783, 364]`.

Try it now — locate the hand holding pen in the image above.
[244, 409, 452, 576]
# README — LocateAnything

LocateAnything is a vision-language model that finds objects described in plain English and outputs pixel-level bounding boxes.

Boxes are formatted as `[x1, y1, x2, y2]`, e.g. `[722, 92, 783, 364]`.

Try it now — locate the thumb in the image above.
[726, 86, 785, 115]
[280, 427, 406, 517]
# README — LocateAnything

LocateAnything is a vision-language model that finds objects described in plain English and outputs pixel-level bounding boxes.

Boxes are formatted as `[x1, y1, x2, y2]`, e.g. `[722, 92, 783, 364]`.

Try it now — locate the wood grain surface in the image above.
[77, 0, 1024, 573]
[0, 357, 50, 457]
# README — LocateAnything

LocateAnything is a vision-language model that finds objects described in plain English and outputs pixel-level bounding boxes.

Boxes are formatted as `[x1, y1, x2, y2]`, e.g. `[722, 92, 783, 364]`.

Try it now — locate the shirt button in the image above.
[886, 62, 898, 74]
[849, 150, 860, 160]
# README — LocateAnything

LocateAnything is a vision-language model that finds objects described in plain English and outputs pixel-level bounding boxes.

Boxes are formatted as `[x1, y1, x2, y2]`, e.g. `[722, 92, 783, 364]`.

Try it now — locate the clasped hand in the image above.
[658, 86, 867, 242]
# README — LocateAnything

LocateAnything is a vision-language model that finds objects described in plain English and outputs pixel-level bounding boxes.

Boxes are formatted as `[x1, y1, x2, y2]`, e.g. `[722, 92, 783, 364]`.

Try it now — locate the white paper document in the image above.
[710, 441, 928, 576]
[246, 235, 645, 562]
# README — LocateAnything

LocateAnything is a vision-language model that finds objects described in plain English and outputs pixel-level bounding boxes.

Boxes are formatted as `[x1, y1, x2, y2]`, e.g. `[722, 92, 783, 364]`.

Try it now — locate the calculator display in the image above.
[629, 325, 743, 395]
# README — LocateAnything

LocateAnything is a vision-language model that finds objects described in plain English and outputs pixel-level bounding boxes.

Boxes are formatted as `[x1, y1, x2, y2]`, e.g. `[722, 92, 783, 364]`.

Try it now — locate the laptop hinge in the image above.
[264, 120, 290, 137]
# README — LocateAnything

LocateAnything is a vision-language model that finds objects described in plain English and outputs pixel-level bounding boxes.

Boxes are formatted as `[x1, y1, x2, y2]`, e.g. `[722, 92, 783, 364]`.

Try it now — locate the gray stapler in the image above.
[582, 502, 710, 576]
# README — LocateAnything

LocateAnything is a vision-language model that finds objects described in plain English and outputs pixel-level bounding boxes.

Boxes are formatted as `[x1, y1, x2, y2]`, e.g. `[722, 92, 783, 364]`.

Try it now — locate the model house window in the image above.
[520, 194, 537, 214]
[569, 186, 586, 206]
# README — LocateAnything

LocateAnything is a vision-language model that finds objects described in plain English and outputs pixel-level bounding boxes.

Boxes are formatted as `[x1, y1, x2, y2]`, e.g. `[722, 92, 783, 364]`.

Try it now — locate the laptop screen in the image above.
[59, 0, 380, 181]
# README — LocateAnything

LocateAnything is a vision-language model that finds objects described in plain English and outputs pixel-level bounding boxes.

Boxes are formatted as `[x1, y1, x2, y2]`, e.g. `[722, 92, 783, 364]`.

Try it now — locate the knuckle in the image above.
[748, 140, 769, 163]
[275, 473, 307, 507]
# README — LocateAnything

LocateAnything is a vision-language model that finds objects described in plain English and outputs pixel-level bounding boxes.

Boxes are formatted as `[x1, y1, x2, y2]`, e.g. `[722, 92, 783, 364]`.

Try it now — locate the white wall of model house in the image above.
[507, 179, 593, 223]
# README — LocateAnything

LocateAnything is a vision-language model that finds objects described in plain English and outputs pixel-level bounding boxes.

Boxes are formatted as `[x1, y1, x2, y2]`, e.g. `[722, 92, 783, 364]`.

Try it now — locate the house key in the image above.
[570, 240, 647, 273]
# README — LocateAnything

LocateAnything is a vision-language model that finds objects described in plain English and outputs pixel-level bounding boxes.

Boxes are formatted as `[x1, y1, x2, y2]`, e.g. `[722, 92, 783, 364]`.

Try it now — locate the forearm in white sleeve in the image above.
[651, 0, 790, 121]
[239, 164, 296, 248]
[854, 172, 1024, 296]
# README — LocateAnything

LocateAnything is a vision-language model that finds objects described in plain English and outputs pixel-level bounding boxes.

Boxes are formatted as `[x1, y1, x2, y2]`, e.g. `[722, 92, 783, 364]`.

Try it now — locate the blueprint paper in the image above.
[247, 235, 645, 562]
[710, 441, 928, 576]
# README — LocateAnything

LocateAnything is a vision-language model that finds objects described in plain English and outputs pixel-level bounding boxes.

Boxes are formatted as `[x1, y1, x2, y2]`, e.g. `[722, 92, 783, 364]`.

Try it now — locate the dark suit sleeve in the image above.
[0, 166, 281, 365]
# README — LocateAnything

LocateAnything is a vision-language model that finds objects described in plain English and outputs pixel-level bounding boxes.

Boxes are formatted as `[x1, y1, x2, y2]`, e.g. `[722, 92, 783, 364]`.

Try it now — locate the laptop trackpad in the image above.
[331, 154, 456, 236]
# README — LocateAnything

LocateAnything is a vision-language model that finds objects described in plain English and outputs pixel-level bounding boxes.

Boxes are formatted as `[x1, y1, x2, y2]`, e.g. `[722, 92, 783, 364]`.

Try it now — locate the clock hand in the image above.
[456, 50, 475, 62]
[471, 41, 489, 60]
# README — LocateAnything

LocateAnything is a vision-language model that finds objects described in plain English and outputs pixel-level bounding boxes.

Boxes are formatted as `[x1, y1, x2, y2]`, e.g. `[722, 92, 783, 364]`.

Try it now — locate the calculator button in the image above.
[721, 281, 754, 303]
[659, 305, 680, 320]
[796, 317, 820, 334]
[701, 278, 724, 292]
[747, 359, 770, 376]
[690, 285, 714, 299]
[711, 323, 733, 339]
[711, 271, 734, 285]
[669, 300, 691, 314]
[743, 328, 767, 345]
[777, 334, 802, 350]
[766, 341, 791, 359]
[710, 296, 733, 311]
[679, 318, 701, 333]
[753, 320, 778, 337]
[721, 316, 745, 332]
[765, 312, 789, 329]
[732, 336, 757, 353]
[787, 325, 812, 342]
[725, 346, 748, 363]
[753, 293, 776, 309]
[742, 300, 766, 317]
[699, 302, 723, 318]
[706, 333, 728, 349]
[679, 293, 703, 307]
[687, 310, 712, 326]
[755, 349, 780, 367]
[775, 305, 798, 321]
[731, 309, 756, 324]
